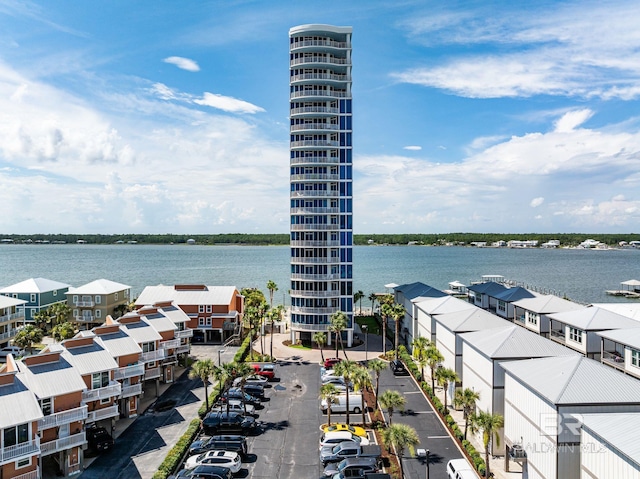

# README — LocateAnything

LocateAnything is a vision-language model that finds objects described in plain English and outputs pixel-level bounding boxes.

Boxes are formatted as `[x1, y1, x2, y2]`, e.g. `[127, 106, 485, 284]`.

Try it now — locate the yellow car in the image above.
[322, 423, 367, 437]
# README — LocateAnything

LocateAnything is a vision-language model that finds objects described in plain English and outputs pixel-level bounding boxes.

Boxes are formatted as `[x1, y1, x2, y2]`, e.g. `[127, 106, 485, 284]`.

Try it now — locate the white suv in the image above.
[0, 346, 24, 361]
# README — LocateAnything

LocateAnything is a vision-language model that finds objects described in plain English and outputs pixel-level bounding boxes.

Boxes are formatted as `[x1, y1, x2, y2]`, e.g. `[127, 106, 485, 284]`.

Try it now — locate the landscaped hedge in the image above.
[234, 334, 253, 362]
[402, 349, 488, 477]
[151, 418, 201, 479]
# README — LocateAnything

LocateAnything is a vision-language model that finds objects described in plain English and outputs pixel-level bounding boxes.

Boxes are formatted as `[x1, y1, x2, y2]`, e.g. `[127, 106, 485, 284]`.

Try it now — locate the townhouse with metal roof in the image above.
[467, 281, 508, 311]
[493, 286, 537, 319]
[512, 295, 583, 337]
[460, 325, 579, 458]
[138, 304, 183, 384]
[135, 285, 243, 344]
[591, 302, 640, 321]
[548, 306, 640, 359]
[0, 357, 43, 479]
[392, 282, 447, 350]
[0, 296, 26, 350]
[0, 278, 70, 326]
[433, 308, 508, 382]
[579, 413, 640, 479]
[17, 351, 88, 477]
[413, 295, 476, 343]
[501, 356, 640, 479]
[66, 279, 131, 330]
[150, 301, 193, 354]
[597, 327, 640, 380]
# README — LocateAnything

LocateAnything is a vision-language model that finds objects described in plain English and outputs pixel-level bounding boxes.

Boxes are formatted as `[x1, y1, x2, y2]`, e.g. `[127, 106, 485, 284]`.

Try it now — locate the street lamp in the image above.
[426, 449, 430, 479]
[362, 325, 368, 362]
[218, 349, 226, 366]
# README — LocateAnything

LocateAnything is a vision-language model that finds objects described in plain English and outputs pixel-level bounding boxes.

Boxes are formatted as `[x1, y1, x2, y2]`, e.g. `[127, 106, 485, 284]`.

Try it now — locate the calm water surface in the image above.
[1, 244, 638, 305]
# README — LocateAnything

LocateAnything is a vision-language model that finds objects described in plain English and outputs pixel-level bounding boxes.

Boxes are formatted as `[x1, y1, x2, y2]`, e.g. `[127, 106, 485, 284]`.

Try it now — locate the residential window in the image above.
[3, 423, 29, 447]
[53, 290, 57, 296]
[100, 398, 111, 405]
[73, 295, 78, 303]
[30, 294, 36, 303]
[206, 305, 212, 313]
[199, 305, 205, 313]
[16, 456, 31, 469]
[568, 327, 583, 343]
[114, 292, 119, 301]
[95, 296, 101, 304]
[141, 342, 156, 353]
[39, 397, 52, 416]
[96, 310, 101, 318]
[92, 371, 110, 389]
[632, 349, 640, 368]
[207, 317, 212, 326]
[198, 318, 205, 326]
[497, 300, 506, 312]
[528, 312, 539, 325]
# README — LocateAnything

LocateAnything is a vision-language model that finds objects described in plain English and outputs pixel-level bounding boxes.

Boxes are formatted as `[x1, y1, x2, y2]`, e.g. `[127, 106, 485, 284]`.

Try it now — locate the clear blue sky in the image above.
[1, 0, 639, 234]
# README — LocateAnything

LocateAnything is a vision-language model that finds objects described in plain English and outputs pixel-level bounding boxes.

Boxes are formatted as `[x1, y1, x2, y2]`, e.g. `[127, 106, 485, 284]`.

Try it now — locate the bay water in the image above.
[1, 244, 638, 306]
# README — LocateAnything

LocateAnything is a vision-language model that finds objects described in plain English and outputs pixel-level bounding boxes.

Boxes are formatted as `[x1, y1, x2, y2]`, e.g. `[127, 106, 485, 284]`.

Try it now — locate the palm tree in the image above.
[352, 365, 372, 426]
[353, 290, 364, 315]
[425, 346, 444, 392]
[267, 280, 278, 356]
[227, 361, 254, 415]
[367, 359, 386, 408]
[368, 292, 378, 316]
[470, 410, 504, 478]
[32, 310, 51, 331]
[212, 365, 227, 398]
[378, 390, 406, 426]
[381, 423, 420, 479]
[49, 302, 71, 327]
[454, 388, 480, 440]
[380, 303, 393, 356]
[244, 305, 258, 361]
[189, 359, 215, 411]
[51, 322, 76, 342]
[313, 331, 327, 363]
[329, 311, 348, 359]
[256, 301, 269, 356]
[435, 367, 459, 413]
[319, 383, 340, 427]
[412, 336, 431, 381]
[14, 325, 44, 355]
[333, 359, 359, 424]
[390, 303, 406, 360]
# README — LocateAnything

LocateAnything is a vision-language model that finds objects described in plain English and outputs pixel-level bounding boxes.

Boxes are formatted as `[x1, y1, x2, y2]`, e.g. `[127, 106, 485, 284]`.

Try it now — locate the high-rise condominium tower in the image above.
[288, 24, 354, 347]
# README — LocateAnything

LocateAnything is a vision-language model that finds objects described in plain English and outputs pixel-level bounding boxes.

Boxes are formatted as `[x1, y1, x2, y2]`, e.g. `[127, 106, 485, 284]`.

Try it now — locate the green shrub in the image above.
[198, 384, 222, 418]
[445, 414, 456, 427]
[152, 418, 201, 479]
[234, 334, 253, 362]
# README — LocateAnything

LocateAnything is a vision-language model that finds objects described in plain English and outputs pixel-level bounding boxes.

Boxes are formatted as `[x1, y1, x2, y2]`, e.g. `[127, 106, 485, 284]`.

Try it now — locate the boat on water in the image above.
[606, 279, 640, 298]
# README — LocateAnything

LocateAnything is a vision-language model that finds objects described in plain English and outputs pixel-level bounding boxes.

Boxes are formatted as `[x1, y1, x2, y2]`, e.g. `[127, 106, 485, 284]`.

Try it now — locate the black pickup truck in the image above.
[86, 426, 115, 454]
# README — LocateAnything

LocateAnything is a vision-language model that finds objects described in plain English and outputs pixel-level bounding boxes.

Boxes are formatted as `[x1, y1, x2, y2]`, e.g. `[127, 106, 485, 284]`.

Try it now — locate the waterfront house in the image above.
[135, 285, 244, 344]
[467, 281, 508, 311]
[17, 351, 88, 476]
[597, 328, 640, 380]
[414, 295, 476, 343]
[578, 413, 640, 478]
[591, 302, 640, 321]
[548, 306, 640, 359]
[0, 357, 43, 479]
[0, 278, 70, 325]
[0, 297, 26, 350]
[460, 326, 578, 456]
[66, 279, 131, 330]
[502, 356, 640, 479]
[91, 324, 144, 419]
[392, 282, 447, 350]
[434, 308, 508, 382]
[493, 287, 537, 319]
[512, 295, 583, 337]
[146, 300, 193, 356]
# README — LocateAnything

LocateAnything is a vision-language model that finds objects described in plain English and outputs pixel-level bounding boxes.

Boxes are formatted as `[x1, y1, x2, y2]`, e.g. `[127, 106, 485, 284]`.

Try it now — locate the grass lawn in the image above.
[356, 316, 380, 335]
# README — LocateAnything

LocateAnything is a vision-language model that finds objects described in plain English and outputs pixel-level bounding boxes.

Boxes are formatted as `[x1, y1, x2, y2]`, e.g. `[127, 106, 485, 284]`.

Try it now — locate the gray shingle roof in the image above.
[461, 325, 579, 359]
[0, 277, 70, 293]
[548, 306, 640, 330]
[135, 285, 238, 306]
[17, 355, 87, 399]
[580, 413, 640, 466]
[435, 308, 508, 333]
[0, 374, 43, 429]
[501, 355, 640, 405]
[512, 295, 583, 314]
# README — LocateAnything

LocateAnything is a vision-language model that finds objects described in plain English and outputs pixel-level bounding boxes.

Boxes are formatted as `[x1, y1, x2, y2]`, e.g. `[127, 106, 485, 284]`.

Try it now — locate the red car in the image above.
[251, 363, 276, 380]
[324, 357, 342, 369]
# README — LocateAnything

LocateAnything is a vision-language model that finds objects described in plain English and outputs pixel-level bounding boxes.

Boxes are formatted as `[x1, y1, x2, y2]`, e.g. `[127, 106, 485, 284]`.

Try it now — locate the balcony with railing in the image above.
[290, 273, 341, 280]
[0, 436, 40, 465]
[145, 366, 161, 380]
[290, 106, 340, 116]
[160, 338, 181, 350]
[121, 383, 143, 398]
[12, 467, 40, 479]
[291, 157, 339, 166]
[114, 363, 145, 381]
[290, 139, 340, 148]
[290, 39, 350, 50]
[514, 315, 526, 325]
[549, 329, 566, 344]
[291, 255, 340, 263]
[38, 405, 88, 430]
[0, 311, 23, 324]
[290, 225, 341, 232]
[290, 90, 348, 100]
[290, 306, 338, 315]
[73, 300, 95, 307]
[74, 314, 94, 322]
[291, 190, 338, 198]
[291, 73, 350, 84]
[290, 207, 340, 215]
[290, 322, 332, 331]
[291, 174, 340, 182]
[141, 349, 166, 363]
[175, 328, 193, 339]
[290, 289, 340, 298]
[40, 431, 86, 456]
[0, 329, 18, 341]
[86, 404, 119, 423]
[602, 350, 626, 370]
[290, 56, 349, 66]
[82, 381, 121, 402]
[290, 240, 341, 248]
[176, 344, 191, 355]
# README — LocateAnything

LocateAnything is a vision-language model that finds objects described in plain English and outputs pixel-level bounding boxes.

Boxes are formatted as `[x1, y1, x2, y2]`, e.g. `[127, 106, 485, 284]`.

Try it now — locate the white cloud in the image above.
[403, 145, 422, 151]
[554, 109, 593, 132]
[163, 56, 200, 72]
[530, 197, 545, 208]
[194, 92, 265, 114]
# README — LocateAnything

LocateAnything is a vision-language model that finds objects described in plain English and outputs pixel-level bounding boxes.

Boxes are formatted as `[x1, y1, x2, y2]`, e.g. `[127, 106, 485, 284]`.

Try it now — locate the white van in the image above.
[320, 393, 363, 414]
[446, 458, 476, 479]
[319, 431, 370, 449]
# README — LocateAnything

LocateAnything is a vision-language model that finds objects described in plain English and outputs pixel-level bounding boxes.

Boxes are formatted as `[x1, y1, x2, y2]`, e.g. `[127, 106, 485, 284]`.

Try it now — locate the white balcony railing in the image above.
[290, 190, 338, 198]
[114, 363, 145, 381]
[290, 56, 349, 66]
[290, 39, 350, 50]
[175, 329, 193, 339]
[0, 312, 23, 324]
[290, 73, 349, 83]
[176, 344, 191, 355]
[290, 306, 338, 315]
[290, 123, 340, 131]
[38, 405, 88, 430]
[145, 367, 161, 380]
[74, 314, 94, 322]
[12, 466, 39, 479]
[290, 140, 340, 148]
[289, 290, 340, 299]
[0, 329, 18, 341]
[82, 381, 121, 402]
[40, 431, 86, 456]
[140, 349, 165, 363]
[0, 436, 40, 465]
[160, 338, 181, 350]
[290, 322, 332, 331]
[290, 106, 340, 116]
[290, 174, 340, 181]
[86, 404, 119, 423]
[290, 90, 348, 99]
[121, 383, 143, 398]
[74, 301, 95, 307]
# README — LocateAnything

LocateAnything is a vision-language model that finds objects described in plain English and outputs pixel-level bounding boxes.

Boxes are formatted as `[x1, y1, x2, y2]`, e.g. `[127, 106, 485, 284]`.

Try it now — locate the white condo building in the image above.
[288, 24, 354, 346]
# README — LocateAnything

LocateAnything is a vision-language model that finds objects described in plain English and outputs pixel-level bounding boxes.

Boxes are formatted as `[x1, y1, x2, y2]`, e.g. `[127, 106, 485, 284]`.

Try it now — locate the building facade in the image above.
[288, 24, 354, 346]
[0, 278, 70, 325]
[66, 279, 131, 330]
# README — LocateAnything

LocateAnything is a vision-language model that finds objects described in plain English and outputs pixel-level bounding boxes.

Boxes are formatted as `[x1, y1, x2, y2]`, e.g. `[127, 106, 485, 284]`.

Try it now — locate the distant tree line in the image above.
[1, 232, 638, 247]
